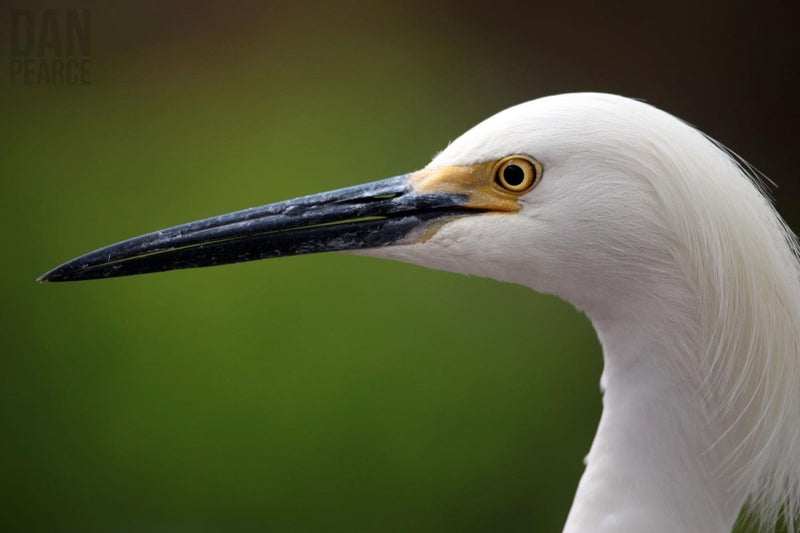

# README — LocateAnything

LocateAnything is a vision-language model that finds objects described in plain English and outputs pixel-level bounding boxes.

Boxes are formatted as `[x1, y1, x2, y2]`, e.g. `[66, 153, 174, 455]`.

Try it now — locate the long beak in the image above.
[38, 174, 480, 282]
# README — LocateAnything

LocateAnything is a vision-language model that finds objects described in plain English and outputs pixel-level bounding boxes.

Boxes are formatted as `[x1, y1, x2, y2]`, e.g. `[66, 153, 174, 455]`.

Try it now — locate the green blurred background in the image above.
[1, 1, 798, 531]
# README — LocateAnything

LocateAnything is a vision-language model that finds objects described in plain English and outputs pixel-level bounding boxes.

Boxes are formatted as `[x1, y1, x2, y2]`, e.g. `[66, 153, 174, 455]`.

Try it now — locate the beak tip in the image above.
[37, 265, 69, 283]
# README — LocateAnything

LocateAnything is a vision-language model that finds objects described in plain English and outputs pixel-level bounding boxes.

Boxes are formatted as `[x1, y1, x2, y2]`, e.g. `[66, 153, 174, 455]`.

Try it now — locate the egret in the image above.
[39, 93, 800, 532]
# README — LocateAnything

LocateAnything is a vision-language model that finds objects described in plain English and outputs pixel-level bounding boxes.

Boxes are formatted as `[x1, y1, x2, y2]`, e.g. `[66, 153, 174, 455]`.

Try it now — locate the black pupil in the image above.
[503, 164, 525, 186]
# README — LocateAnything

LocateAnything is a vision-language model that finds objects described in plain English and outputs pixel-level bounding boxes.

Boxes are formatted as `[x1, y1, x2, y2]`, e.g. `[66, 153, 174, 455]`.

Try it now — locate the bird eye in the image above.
[495, 156, 541, 193]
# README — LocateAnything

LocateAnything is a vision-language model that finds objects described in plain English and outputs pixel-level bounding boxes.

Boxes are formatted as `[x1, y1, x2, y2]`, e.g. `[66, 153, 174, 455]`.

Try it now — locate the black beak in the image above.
[38, 174, 475, 282]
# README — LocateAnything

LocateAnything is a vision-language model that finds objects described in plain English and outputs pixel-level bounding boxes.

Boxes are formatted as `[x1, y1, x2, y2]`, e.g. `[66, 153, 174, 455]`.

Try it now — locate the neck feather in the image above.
[564, 315, 746, 533]
[563, 126, 800, 532]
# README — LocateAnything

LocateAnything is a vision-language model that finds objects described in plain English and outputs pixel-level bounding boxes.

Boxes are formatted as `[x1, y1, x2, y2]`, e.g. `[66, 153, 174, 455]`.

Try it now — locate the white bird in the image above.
[40, 93, 800, 532]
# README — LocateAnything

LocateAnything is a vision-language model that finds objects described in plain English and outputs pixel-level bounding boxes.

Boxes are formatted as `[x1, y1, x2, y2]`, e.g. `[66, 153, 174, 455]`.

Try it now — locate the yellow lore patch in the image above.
[408, 156, 541, 213]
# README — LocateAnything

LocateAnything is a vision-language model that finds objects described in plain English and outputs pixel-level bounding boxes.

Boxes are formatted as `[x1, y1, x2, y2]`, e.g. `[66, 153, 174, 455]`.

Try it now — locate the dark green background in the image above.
[2, 1, 798, 531]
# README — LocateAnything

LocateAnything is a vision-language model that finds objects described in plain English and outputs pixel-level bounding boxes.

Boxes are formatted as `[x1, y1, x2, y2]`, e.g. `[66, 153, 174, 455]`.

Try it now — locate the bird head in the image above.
[39, 93, 686, 320]
[359, 93, 687, 317]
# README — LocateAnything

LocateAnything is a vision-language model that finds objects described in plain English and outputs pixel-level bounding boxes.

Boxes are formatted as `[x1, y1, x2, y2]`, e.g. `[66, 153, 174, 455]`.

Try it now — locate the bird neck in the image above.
[563, 314, 746, 533]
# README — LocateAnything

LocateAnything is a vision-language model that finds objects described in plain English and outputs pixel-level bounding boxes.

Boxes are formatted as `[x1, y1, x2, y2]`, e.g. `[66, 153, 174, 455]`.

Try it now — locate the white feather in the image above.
[361, 93, 800, 532]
